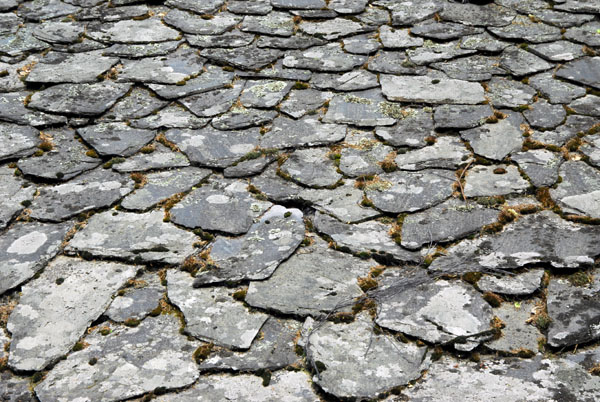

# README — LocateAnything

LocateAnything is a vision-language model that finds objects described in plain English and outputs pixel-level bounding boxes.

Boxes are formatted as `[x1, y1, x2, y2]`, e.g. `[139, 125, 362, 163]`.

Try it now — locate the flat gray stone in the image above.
[300, 18, 366, 40]
[167, 270, 268, 349]
[211, 107, 277, 130]
[0, 26, 49, 57]
[367, 50, 428, 75]
[440, 2, 516, 26]
[499, 47, 553, 77]
[379, 26, 423, 48]
[565, 20, 600, 47]
[66, 210, 198, 264]
[581, 134, 600, 168]
[224, 154, 276, 178]
[401, 198, 499, 250]
[30, 169, 133, 222]
[25, 51, 118, 84]
[0, 372, 33, 402]
[478, 269, 545, 296]
[102, 41, 182, 58]
[200, 45, 282, 70]
[569, 95, 600, 117]
[528, 72, 587, 104]
[0, 92, 67, 127]
[118, 48, 205, 85]
[487, 299, 542, 354]
[556, 56, 600, 90]
[523, 98, 567, 129]
[77, 122, 155, 157]
[272, 0, 325, 9]
[464, 165, 529, 197]
[431, 55, 505, 81]
[380, 75, 485, 105]
[169, 178, 271, 234]
[148, 66, 234, 100]
[104, 272, 164, 322]
[240, 80, 293, 108]
[35, 314, 199, 402]
[512, 149, 562, 187]
[433, 104, 493, 129]
[314, 211, 420, 263]
[329, 0, 368, 13]
[198, 317, 301, 372]
[406, 40, 475, 65]
[165, 0, 224, 13]
[528, 40, 585, 62]
[283, 43, 368, 72]
[459, 31, 511, 52]
[165, 126, 260, 168]
[130, 104, 210, 130]
[342, 34, 381, 55]
[112, 144, 190, 173]
[179, 83, 243, 118]
[364, 170, 456, 213]
[339, 136, 392, 177]
[0, 220, 70, 295]
[382, 0, 443, 25]
[487, 77, 536, 108]
[395, 136, 471, 171]
[0, 166, 36, 229]
[489, 15, 562, 43]
[305, 312, 430, 399]
[279, 89, 333, 119]
[0, 122, 39, 161]
[164, 10, 241, 35]
[280, 148, 342, 188]
[551, 160, 600, 217]
[257, 32, 327, 50]
[305, 182, 381, 223]
[7, 256, 136, 371]
[99, 87, 168, 122]
[86, 17, 182, 43]
[311, 70, 379, 91]
[28, 81, 132, 116]
[237, 59, 312, 81]
[240, 11, 295, 37]
[246, 238, 374, 316]
[121, 167, 211, 211]
[375, 108, 435, 148]
[410, 20, 482, 40]
[534, 115, 599, 146]
[193, 206, 304, 285]
[323, 89, 403, 126]
[189, 30, 255, 48]
[460, 112, 524, 160]
[430, 211, 600, 273]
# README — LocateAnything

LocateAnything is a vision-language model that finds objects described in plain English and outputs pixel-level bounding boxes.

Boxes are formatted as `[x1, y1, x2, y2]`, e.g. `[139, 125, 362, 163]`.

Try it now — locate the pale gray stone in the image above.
[99, 87, 168, 122]
[339, 137, 392, 177]
[489, 15, 562, 43]
[25, 51, 118, 84]
[164, 10, 241, 35]
[165, 0, 224, 13]
[0, 92, 67, 127]
[406, 40, 475, 65]
[311, 70, 379, 91]
[380, 75, 485, 105]
[283, 43, 368, 72]
[375, 108, 436, 148]
[433, 104, 493, 129]
[148, 66, 234, 100]
[77, 122, 155, 157]
[323, 89, 402, 126]
[240, 11, 295, 37]
[86, 17, 182, 43]
[300, 18, 366, 40]
[487, 77, 536, 108]
[440, 2, 516, 26]
[460, 112, 524, 160]
[528, 40, 585, 62]
[179, 83, 243, 117]
[478, 269, 545, 296]
[528, 72, 586, 104]
[240, 80, 293, 108]
[111, 144, 190, 173]
[104, 272, 164, 322]
[500, 47, 553, 77]
[464, 165, 530, 197]
[512, 149, 562, 187]
[382, 0, 443, 25]
[118, 48, 205, 85]
[130, 104, 210, 130]
[0, 166, 36, 230]
[280, 148, 342, 188]
[279, 89, 333, 118]
[211, 107, 277, 130]
[487, 299, 541, 354]
[395, 136, 471, 171]
[379, 26, 423, 48]
[551, 160, 600, 218]
[200, 45, 282, 70]
[523, 98, 567, 129]
[581, 134, 600, 168]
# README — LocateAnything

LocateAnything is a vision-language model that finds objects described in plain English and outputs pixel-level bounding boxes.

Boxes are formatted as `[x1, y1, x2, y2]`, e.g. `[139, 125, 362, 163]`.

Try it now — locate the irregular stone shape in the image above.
[364, 170, 455, 213]
[165, 0, 224, 13]
[257, 32, 327, 50]
[279, 89, 333, 119]
[460, 31, 511, 52]
[395, 136, 470, 171]
[460, 113, 524, 160]
[118, 48, 205, 85]
[339, 137, 392, 178]
[200, 45, 282, 70]
[565, 20, 600, 47]
[102, 41, 183, 58]
[29, 169, 133, 221]
[0, 26, 49, 57]
[237, 59, 312, 81]
[199, 317, 301, 372]
[165, 126, 260, 168]
[157, 371, 318, 402]
[121, 167, 211, 211]
[302, 182, 380, 223]
[538, 115, 599, 147]
[189, 30, 255, 48]
[0, 221, 70, 294]
[28, 81, 132, 116]
[311, 70, 378, 91]
[406, 40, 476, 65]
[18, 0, 80, 21]
[170, 178, 271, 234]
[464, 165, 529, 197]
[528, 40, 585, 62]
[489, 15, 561, 43]
[246, 238, 373, 316]
[430, 211, 600, 273]
[380, 75, 485, 105]
[329, 0, 367, 13]
[366, 50, 427, 75]
[434, 104, 493, 129]
[305, 313, 430, 399]
[194, 206, 304, 285]
[478, 269, 545, 296]
[376, 273, 493, 349]
[440, 2, 516, 26]
[130, 104, 210, 130]
[383, 0, 443, 25]
[342, 34, 380, 55]
[379, 26, 423, 48]
[499, 47, 553, 77]
[17, 127, 100, 181]
[554, 0, 600, 12]
[168, 270, 268, 349]
[272, 0, 325, 8]
[240, 11, 295, 37]
[66, 210, 198, 264]
[569, 95, 600, 117]
[25, 51, 118, 84]
[401, 198, 498, 250]
[112, 144, 190, 172]
[487, 77, 536, 108]
[164, 10, 241, 35]
[280, 148, 342, 188]
[148, 66, 234, 100]
[551, 160, 600, 217]
[528, 72, 586, 104]
[179, 83, 243, 117]
[86, 18, 181, 43]
[314, 212, 420, 263]
[410, 20, 482, 40]
[323, 89, 407, 126]
[0, 372, 34, 402]
[77, 122, 155, 157]
[99, 87, 168, 122]
[300, 18, 366, 40]
[240, 80, 293, 108]
[7, 256, 136, 371]
[211, 107, 277, 130]
[512, 149, 562, 187]
[0, 167, 35, 230]
[523, 98, 567, 129]
[105, 273, 164, 322]
[556, 56, 600, 90]
[0, 92, 67, 127]
[535, 9, 596, 29]
[486, 299, 541, 354]
[250, 164, 304, 202]
[35, 315, 199, 402]
[581, 134, 600, 168]
[0, 122, 39, 161]
[548, 273, 600, 348]
[375, 108, 435, 148]
[223, 154, 275, 178]
[283, 43, 367, 72]
[431, 55, 504, 82]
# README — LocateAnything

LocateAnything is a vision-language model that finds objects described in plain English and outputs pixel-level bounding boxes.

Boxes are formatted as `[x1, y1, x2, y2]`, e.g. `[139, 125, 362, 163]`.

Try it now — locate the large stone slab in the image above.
[300, 182, 380, 223]
[7, 256, 136, 371]
[464, 165, 529, 197]
[375, 108, 435, 148]
[111, 144, 190, 173]
[478, 269, 545, 296]
[512, 149, 562, 187]
[283, 43, 368, 72]
[488, 15, 561, 43]
[262, 115, 345, 149]
[193, 206, 304, 285]
[0, 166, 36, 230]
[556, 56, 600, 90]
[322, 89, 401, 126]
[380, 75, 485, 105]
[395, 136, 471, 171]
[35, 315, 199, 402]
[25, 50, 118, 84]
[200, 45, 282, 70]
[0, 123, 39, 162]
[148, 66, 234, 100]
[0, 92, 67, 127]
[77, 122, 155, 157]
[167, 270, 268, 349]
[279, 148, 342, 188]
[460, 112, 524, 160]
[66, 210, 198, 264]
[118, 48, 205, 85]
[86, 17, 182, 43]
[105, 272, 164, 322]
[550, 160, 600, 218]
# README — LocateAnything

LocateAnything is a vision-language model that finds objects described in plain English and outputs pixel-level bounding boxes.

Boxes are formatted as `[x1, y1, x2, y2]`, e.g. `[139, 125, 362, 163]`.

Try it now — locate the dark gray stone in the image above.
[0, 91, 67, 127]
[528, 40, 585, 62]
[102, 41, 183, 58]
[512, 149, 562, 187]
[211, 107, 277, 130]
[440, 2, 516, 26]
[130, 104, 210, 130]
[300, 18, 367, 40]
[200, 45, 282, 70]
[279, 89, 333, 118]
[323, 89, 405, 126]
[523, 99, 566, 129]
[489, 15, 562, 43]
[433, 104, 493, 129]
[283, 43, 368, 72]
[528, 72, 586, 104]
[376, 108, 435, 148]
[432, 55, 505, 82]
[367, 50, 428, 75]
[551, 160, 600, 218]
[148, 66, 234, 100]
[406, 40, 476, 65]
[77, 122, 155, 157]
[569, 95, 600, 117]
[99, 87, 168, 122]
[311, 70, 379, 91]
[556, 56, 600, 90]
[487, 77, 536, 108]
[112, 144, 190, 173]
[279, 148, 342, 188]
[0, 122, 39, 161]
[262, 115, 346, 149]
[500, 47, 553, 77]
[118, 48, 205, 85]
[410, 20, 482, 40]
[179, 83, 243, 117]
[0, 166, 36, 230]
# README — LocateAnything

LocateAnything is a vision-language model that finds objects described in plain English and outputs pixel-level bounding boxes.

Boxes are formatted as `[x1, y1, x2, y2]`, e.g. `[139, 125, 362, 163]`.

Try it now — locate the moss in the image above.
[232, 288, 247, 301]
[486, 115, 499, 124]
[140, 144, 155, 154]
[72, 342, 85, 351]
[314, 361, 327, 372]
[424, 136, 436, 145]
[535, 313, 551, 330]
[99, 328, 111, 336]
[32, 372, 43, 383]
[513, 104, 531, 112]
[589, 363, 600, 376]
[38, 140, 53, 152]
[103, 157, 126, 169]
[85, 149, 99, 158]
[357, 276, 378, 292]
[193, 343, 213, 363]
[476, 196, 505, 207]
[292, 81, 309, 90]
[124, 318, 141, 327]
[330, 312, 355, 323]
[431, 346, 444, 361]
[462, 272, 482, 285]
[55, 277, 64, 285]
[0, 70, 8, 78]
[360, 195, 374, 208]
[222, 66, 235, 72]
[483, 291, 503, 307]
[493, 167, 507, 174]
[356, 251, 371, 260]
[258, 369, 271, 387]
[193, 229, 214, 242]
[567, 271, 592, 287]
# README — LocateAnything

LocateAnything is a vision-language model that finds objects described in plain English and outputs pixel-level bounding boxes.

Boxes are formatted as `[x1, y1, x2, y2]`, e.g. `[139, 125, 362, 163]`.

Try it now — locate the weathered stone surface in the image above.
[0, 122, 39, 161]
[556, 57, 600, 90]
[375, 108, 435, 148]
[77, 122, 155, 157]
[169, 178, 271, 234]
[499, 47, 553, 77]
[193, 206, 304, 285]
[168, 270, 268, 349]
[569, 95, 600, 117]
[523, 99, 567, 129]
[25, 51, 118, 84]
[433, 104, 493, 129]
[121, 167, 211, 211]
[165, 0, 224, 13]
[486, 299, 541, 354]
[581, 134, 600, 168]
[224, 154, 276, 178]
[0, 372, 34, 402]
[382, 0, 443, 25]
[105, 272, 164, 322]
[460, 112, 524, 160]
[102, 41, 182, 58]
[305, 313, 430, 399]
[200, 45, 281, 70]
[551, 160, 600, 218]
[364, 170, 455, 213]
[430, 211, 600, 273]
[189, 30, 255, 48]
[237, 59, 312, 81]
[312, 70, 378, 92]
[379, 26, 423, 48]
[66, 210, 198, 264]
[164, 10, 241, 35]
[240, 11, 294, 37]
[401, 198, 498, 250]
[111, 144, 190, 172]
[28, 81, 132, 116]
[283, 43, 368, 72]
[86, 18, 181, 43]
[512, 149, 562, 187]
[118, 48, 205, 85]
[280, 148, 342, 188]
[440, 2, 516, 26]
[464, 165, 529, 197]
[338, 135, 391, 178]
[323, 89, 406, 126]
[278, 89, 333, 119]
[300, 18, 366, 40]
[489, 15, 561, 43]
[148, 66, 234, 100]
[406, 40, 475, 65]
[486, 77, 536, 108]
[314, 211, 420, 263]
[35, 314, 199, 401]
[7, 256, 136, 371]
[343, 34, 380, 55]
[410, 20, 482, 40]
[564, 20, 600, 46]
[395, 136, 471, 171]
[0, 166, 36, 230]
[431, 55, 504, 82]
[0, 26, 49, 57]
[211, 107, 277, 130]
[165, 126, 260, 168]
[0, 220, 70, 294]
[179, 83, 243, 117]
[98, 87, 168, 122]
[246, 238, 373, 316]
[0, 92, 67, 127]
[367, 50, 428, 74]
[380, 75, 485, 105]
[478, 269, 545, 296]
[258, 32, 327, 50]
[240, 80, 293, 108]
[130, 104, 210, 130]
[460, 31, 511, 52]
[528, 40, 585, 62]
[528, 72, 586, 104]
